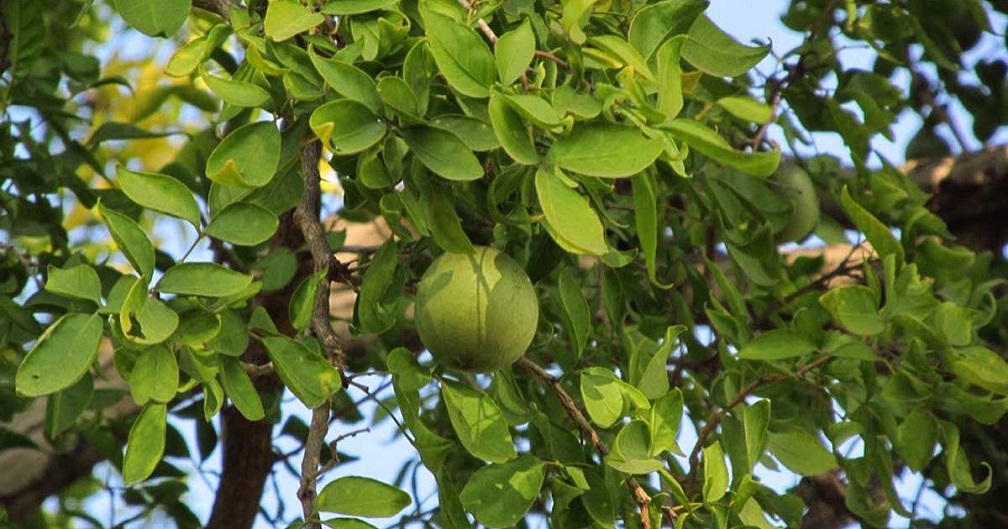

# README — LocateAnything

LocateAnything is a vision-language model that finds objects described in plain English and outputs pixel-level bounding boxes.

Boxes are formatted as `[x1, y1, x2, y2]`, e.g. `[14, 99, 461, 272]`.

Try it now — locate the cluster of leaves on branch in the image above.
[2, 0, 1008, 528]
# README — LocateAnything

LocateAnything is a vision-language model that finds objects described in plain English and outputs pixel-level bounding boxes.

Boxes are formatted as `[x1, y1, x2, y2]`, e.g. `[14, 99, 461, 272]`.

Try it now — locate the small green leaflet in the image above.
[546, 124, 663, 178]
[579, 367, 649, 428]
[702, 441, 729, 502]
[262, 335, 341, 408]
[205, 203, 279, 246]
[459, 456, 546, 528]
[16, 313, 103, 397]
[45, 263, 102, 304]
[308, 47, 383, 114]
[768, 429, 837, 476]
[158, 263, 254, 298]
[310, 100, 387, 155]
[840, 186, 905, 267]
[681, 14, 770, 77]
[421, 7, 496, 98]
[123, 403, 167, 484]
[535, 169, 608, 256]
[441, 380, 516, 463]
[289, 269, 327, 332]
[264, 0, 325, 41]
[205, 121, 281, 187]
[115, 165, 201, 228]
[495, 19, 535, 86]
[129, 345, 179, 405]
[489, 91, 538, 165]
[322, 0, 398, 15]
[317, 476, 411, 516]
[819, 285, 886, 336]
[220, 357, 265, 421]
[627, 0, 707, 59]
[663, 119, 780, 176]
[200, 68, 272, 108]
[606, 420, 664, 474]
[399, 127, 483, 181]
[737, 328, 816, 360]
[112, 0, 189, 38]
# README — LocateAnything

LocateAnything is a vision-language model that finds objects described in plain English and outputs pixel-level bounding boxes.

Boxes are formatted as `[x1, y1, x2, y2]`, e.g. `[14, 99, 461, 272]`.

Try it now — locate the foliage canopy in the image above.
[2, 0, 1008, 528]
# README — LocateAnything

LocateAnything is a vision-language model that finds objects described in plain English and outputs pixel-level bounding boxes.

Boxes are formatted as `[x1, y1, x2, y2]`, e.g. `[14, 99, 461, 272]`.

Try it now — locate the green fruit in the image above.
[414, 246, 539, 373]
[772, 164, 820, 243]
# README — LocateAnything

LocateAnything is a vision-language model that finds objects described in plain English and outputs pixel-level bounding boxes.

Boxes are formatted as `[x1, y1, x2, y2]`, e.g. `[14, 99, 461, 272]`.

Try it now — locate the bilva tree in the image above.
[2, 0, 1008, 528]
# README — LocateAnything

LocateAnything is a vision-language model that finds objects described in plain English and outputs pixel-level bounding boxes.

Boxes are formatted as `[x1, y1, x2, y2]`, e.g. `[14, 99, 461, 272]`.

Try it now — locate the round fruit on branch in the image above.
[414, 246, 539, 373]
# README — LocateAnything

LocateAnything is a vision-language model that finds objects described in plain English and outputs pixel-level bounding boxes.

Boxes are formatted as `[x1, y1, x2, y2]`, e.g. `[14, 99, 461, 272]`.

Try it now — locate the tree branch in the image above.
[292, 138, 346, 528]
[516, 357, 667, 528]
[685, 355, 833, 492]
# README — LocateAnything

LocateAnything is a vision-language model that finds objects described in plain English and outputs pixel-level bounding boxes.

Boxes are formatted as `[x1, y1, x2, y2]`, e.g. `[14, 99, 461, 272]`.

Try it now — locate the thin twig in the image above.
[685, 355, 834, 488]
[242, 361, 274, 377]
[534, 50, 569, 69]
[455, 0, 498, 42]
[516, 357, 662, 528]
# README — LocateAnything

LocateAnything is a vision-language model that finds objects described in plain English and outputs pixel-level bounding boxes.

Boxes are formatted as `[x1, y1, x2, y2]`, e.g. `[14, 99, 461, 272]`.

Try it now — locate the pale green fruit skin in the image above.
[772, 164, 820, 243]
[414, 246, 539, 373]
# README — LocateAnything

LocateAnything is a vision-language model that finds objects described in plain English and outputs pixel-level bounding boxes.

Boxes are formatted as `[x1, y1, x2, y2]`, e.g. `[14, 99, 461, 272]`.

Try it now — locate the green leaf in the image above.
[421, 7, 495, 98]
[840, 186, 904, 267]
[632, 172, 672, 287]
[317, 476, 411, 516]
[460, 456, 546, 527]
[429, 115, 499, 151]
[264, 0, 325, 41]
[535, 168, 608, 256]
[952, 346, 1008, 395]
[768, 429, 837, 476]
[682, 14, 770, 77]
[129, 345, 178, 405]
[206, 121, 281, 187]
[819, 285, 885, 336]
[116, 165, 201, 228]
[45, 263, 102, 304]
[702, 441, 729, 502]
[502, 93, 563, 128]
[122, 403, 167, 485]
[45, 376, 94, 438]
[579, 367, 649, 428]
[400, 127, 483, 181]
[649, 389, 683, 456]
[322, 519, 380, 529]
[219, 356, 265, 421]
[663, 119, 780, 176]
[165, 25, 231, 77]
[290, 269, 327, 332]
[656, 36, 686, 121]
[386, 347, 431, 393]
[420, 182, 475, 254]
[205, 202, 278, 246]
[130, 296, 179, 345]
[262, 335, 342, 408]
[737, 328, 816, 360]
[627, 0, 707, 59]
[717, 95, 773, 123]
[97, 203, 155, 278]
[158, 263, 254, 298]
[310, 100, 387, 155]
[546, 124, 663, 178]
[607, 420, 664, 474]
[208, 309, 250, 356]
[377, 76, 421, 119]
[112, 0, 190, 38]
[322, 0, 397, 15]
[742, 400, 770, 472]
[587, 35, 656, 80]
[356, 240, 398, 334]
[896, 408, 936, 472]
[495, 19, 535, 85]
[489, 91, 539, 165]
[441, 379, 516, 463]
[309, 47, 383, 114]
[558, 267, 590, 359]
[16, 314, 103, 397]
[200, 68, 272, 108]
